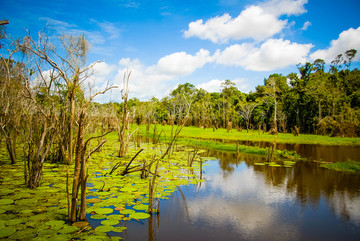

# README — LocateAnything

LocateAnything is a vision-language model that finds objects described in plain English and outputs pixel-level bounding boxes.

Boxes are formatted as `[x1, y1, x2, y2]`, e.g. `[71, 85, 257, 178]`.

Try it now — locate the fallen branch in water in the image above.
[106, 148, 144, 176]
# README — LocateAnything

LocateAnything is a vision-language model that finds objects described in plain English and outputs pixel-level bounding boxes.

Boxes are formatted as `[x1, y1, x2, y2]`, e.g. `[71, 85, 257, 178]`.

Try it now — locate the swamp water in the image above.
[123, 150, 360, 241]
[1, 142, 360, 240]
[237, 140, 360, 162]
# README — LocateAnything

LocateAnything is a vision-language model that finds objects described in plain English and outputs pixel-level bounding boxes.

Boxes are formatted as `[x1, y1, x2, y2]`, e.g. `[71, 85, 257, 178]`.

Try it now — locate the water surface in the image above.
[122, 150, 360, 241]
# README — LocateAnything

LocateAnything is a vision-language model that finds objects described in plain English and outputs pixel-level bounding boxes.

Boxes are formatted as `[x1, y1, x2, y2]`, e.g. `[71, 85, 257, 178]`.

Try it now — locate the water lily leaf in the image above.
[92, 207, 113, 215]
[110, 236, 123, 241]
[7, 218, 23, 226]
[95, 225, 114, 233]
[59, 225, 79, 234]
[283, 161, 296, 165]
[45, 220, 65, 227]
[101, 219, 119, 226]
[129, 212, 150, 220]
[0, 199, 14, 205]
[72, 221, 90, 228]
[120, 209, 135, 215]
[121, 186, 137, 192]
[106, 214, 124, 220]
[133, 204, 148, 211]
[112, 226, 127, 233]
[87, 198, 102, 203]
[254, 163, 265, 166]
[0, 226, 16, 238]
[84, 234, 109, 241]
[90, 214, 107, 220]
[9, 227, 37, 239]
[269, 163, 282, 167]
[15, 198, 34, 206]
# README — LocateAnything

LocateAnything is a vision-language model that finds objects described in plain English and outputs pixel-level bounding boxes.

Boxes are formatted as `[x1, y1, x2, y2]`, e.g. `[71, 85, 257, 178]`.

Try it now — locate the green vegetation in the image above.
[0, 133, 205, 240]
[139, 125, 360, 146]
[320, 160, 360, 174]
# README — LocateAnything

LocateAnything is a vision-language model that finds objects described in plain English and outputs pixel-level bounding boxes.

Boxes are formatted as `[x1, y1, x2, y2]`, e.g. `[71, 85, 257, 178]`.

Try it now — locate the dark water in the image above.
[238, 140, 360, 162]
[122, 150, 360, 241]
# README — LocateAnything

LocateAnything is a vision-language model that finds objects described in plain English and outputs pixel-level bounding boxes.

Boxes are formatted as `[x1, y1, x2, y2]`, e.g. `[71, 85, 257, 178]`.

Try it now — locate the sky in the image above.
[1, 0, 360, 102]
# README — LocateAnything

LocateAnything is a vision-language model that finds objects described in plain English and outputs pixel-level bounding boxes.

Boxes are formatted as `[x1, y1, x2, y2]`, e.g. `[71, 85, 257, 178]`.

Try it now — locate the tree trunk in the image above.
[70, 111, 85, 222]
[5, 136, 16, 164]
[79, 152, 87, 220]
[28, 161, 43, 189]
[68, 86, 75, 165]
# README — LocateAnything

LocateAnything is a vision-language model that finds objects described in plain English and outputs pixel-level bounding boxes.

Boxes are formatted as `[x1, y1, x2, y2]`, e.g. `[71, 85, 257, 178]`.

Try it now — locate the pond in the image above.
[238, 140, 360, 162]
[122, 150, 360, 241]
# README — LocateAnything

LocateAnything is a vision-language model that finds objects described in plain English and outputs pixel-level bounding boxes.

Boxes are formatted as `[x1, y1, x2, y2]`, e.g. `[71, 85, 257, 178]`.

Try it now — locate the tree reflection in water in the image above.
[122, 149, 360, 241]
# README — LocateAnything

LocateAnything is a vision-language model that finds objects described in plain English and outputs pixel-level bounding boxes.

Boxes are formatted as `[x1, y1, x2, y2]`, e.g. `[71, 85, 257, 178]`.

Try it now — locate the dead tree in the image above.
[118, 70, 131, 157]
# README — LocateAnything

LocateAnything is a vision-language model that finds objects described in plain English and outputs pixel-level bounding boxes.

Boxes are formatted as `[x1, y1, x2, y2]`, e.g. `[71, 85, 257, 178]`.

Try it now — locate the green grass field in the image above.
[137, 124, 360, 146]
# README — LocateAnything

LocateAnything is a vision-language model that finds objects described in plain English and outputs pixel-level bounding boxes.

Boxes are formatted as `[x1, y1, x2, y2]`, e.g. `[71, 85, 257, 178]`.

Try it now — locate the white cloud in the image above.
[196, 79, 224, 93]
[84, 48, 217, 101]
[196, 78, 249, 93]
[216, 39, 313, 71]
[310, 26, 360, 62]
[301, 21, 311, 31]
[114, 58, 172, 100]
[87, 61, 117, 86]
[109, 49, 216, 100]
[151, 49, 214, 76]
[184, 6, 287, 43]
[260, 0, 308, 16]
[183, 0, 308, 43]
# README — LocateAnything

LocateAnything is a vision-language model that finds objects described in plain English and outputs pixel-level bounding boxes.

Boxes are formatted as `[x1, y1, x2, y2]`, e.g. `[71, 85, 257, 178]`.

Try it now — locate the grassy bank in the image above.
[137, 125, 304, 160]
[320, 160, 360, 174]
[137, 124, 360, 146]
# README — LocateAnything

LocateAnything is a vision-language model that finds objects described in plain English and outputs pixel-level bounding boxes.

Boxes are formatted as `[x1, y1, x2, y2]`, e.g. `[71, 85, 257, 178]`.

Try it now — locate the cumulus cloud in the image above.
[184, 6, 286, 43]
[196, 78, 249, 93]
[260, 0, 308, 16]
[301, 21, 311, 31]
[310, 26, 360, 62]
[103, 49, 216, 100]
[183, 0, 308, 43]
[216, 38, 313, 71]
[196, 79, 224, 93]
[150, 49, 214, 76]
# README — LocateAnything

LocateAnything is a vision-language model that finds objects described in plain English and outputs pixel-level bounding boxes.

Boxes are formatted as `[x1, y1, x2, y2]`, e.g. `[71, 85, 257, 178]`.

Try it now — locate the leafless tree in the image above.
[239, 102, 258, 132]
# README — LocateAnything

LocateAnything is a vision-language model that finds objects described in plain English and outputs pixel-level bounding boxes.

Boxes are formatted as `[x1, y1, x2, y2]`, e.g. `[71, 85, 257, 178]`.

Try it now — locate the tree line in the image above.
[110, 49, 359, 137]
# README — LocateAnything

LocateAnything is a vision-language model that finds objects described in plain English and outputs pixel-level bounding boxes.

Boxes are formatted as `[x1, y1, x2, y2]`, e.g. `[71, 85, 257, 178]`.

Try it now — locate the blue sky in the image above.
[2, 0, 360, 102]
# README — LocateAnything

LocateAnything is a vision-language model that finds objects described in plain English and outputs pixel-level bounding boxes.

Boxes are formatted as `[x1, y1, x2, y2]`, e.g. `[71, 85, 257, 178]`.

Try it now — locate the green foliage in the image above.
[321, 160, 360, 173]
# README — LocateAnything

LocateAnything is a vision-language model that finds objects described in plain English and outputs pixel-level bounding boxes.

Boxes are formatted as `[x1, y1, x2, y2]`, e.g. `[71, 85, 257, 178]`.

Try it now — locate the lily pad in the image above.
[101, 219, 119, 226]
[92, 207, 113, 215]
[87, 198, 102, 203]
[254, 163, 266, 166]
[121, 186, 137, 192]
[95, 225, 114, 233]
[90, 214, 107, 220]
[59, 225, 79, 234]
[9, 228, 37, 239]
[0, 226, 17, 238]
[120, 209, 135, 215]
[106, 214, 124, 220]
[0, 199, 14, 205]
[112, 226, 127, 233]
[133, 204, 148, 211]
[129, 212, 150, 220]
[45, 220, 65, 227]
[72, 221, 90, 228]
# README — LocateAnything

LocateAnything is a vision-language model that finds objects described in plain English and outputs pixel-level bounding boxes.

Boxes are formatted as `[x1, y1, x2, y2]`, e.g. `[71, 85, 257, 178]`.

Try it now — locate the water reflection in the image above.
[238, 140, 360, 162]
[123, 150, 360, 241]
